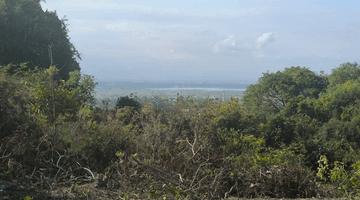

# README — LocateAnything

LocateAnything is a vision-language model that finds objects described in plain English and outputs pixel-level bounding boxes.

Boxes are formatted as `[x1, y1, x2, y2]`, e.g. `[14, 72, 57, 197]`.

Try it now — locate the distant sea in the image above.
[95, 80, 250, 92]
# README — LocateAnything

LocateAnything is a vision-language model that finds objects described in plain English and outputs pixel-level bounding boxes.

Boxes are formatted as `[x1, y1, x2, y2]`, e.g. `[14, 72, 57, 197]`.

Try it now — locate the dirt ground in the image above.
[0, 179, 357, 200]
[0, 184, 357, 200]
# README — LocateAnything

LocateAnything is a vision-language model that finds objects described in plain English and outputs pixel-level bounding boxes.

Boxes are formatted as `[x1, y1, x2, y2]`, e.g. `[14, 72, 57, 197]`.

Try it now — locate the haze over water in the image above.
[95, 80, 249, 92]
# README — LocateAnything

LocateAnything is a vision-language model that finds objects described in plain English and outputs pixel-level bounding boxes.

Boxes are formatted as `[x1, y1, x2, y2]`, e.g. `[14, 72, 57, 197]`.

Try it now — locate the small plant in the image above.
[148, 191, 162, 199]
[116, 151, 125, 157]
[119, 192, 130, 200]
[166, 185, 186, 200]
[73, 184, 90, 198]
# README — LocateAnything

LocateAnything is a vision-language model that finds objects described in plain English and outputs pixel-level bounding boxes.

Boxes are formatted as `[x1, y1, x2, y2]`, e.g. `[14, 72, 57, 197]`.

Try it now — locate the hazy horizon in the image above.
[40, 0, 360, 83]
[94, 80, 251, 91]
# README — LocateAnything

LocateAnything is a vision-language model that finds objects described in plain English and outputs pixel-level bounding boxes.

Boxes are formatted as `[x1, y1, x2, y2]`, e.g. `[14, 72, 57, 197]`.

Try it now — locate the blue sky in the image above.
[40, 0, 360, 83]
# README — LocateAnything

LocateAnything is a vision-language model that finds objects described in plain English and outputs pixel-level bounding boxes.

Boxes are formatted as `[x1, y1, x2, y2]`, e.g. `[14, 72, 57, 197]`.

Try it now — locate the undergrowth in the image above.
[1, 63, 360, 199]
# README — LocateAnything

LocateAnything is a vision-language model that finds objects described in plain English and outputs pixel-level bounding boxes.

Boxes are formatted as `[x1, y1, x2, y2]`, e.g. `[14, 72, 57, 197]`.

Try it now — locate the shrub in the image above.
[116, 95, 141, 111]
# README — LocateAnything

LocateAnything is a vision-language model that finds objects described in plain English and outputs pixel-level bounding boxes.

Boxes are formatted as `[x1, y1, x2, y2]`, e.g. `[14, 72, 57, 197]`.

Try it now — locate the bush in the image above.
[116, 95, 141, 111]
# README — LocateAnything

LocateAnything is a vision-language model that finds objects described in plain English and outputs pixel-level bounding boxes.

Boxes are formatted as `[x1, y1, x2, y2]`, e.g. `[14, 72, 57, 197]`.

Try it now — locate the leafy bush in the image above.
[317, 155, 360, 197]
[116, 95, 141, 111]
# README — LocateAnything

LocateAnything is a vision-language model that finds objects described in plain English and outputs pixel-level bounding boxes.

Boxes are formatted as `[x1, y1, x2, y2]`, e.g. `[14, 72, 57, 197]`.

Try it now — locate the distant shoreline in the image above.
[95, 87, 246, 92]
[93, 88, 246, 101]
[95, 81, 251, 91]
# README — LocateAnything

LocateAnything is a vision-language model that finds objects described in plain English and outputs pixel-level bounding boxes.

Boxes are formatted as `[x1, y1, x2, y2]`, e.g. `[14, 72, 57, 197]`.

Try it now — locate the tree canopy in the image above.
[0, 0, 80, 80]
[242, 66, 328, 114]
[328, 62, 360, 86]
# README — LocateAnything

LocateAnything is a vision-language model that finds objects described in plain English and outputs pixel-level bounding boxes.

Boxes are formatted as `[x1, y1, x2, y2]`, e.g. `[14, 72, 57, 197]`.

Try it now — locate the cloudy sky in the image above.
[40, 0, 360, 84]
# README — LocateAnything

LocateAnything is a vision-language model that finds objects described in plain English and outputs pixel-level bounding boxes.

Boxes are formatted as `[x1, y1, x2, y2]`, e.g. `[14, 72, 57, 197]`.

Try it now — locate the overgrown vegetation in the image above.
[2, 1, 360, 199]
[2, 62, 360, 199]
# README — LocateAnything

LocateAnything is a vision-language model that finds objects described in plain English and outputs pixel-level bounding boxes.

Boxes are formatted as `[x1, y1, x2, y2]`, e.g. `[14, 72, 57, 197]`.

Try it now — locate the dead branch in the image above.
[131, 157, 179, 186]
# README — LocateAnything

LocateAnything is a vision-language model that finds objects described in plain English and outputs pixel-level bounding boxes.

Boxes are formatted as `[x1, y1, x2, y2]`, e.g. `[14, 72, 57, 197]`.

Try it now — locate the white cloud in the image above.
[213, 35, 236, 53]
[256, 32, 275, 48]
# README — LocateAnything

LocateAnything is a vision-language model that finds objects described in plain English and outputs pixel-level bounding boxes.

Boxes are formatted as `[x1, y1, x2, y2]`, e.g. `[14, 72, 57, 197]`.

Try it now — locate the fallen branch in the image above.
[75, 161, 95, 180]
[131, 157, 179, 186]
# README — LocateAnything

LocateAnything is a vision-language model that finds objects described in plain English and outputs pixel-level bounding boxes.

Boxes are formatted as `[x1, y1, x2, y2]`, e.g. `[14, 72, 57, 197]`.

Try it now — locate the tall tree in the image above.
[328, 62, 360, 86]
[0, 0, 81, 80]
[242, 66, 328, 114]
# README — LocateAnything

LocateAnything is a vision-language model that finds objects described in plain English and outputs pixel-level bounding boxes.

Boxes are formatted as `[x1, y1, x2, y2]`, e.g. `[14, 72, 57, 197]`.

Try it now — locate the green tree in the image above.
[328, 62, 360, 86]
[243, 66, 328, 114]
[315, 80, 360, 120]
[314, 117, 360, 166]
[63, 71, 98, 108]
[20, 64, 97, 131]
[116, 95, 141, 111]
[0, 63, 29, 139]
[23, 66, 75, 129]
[0, 0, 80, 80]
[260, 114, 296, 148]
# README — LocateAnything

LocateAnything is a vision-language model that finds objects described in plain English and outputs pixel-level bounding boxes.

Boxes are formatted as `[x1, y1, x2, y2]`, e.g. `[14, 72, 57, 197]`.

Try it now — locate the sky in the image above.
[40, 0, 360, 84]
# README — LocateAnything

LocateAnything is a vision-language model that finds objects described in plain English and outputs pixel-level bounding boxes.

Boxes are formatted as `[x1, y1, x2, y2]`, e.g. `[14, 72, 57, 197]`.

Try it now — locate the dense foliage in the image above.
[0, 0, 81, 80]
[116, 94, 141, 111]
[2, 62, 360, 199]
